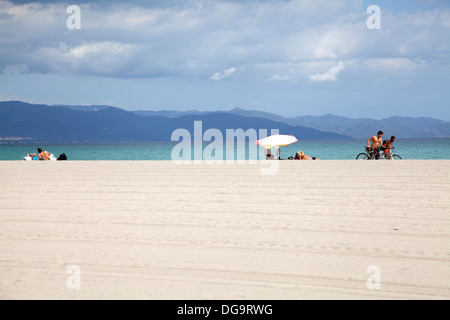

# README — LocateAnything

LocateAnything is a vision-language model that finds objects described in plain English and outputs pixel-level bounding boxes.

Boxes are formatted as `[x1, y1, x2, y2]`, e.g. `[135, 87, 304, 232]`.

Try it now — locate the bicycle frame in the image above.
[368, 148, 381, 160]
[382, 150, 393, 160]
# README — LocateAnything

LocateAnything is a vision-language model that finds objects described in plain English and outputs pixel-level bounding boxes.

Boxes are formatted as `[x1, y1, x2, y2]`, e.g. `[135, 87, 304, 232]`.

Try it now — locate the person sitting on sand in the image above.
[266, 149, 274, 160]
[38, 148, 57, 161]
[295, 151, 319, 160]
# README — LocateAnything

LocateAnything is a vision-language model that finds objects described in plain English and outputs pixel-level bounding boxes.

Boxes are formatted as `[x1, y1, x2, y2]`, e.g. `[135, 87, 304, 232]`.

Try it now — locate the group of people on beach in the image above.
[22, 131, 394, 161]
[266, 149, 319, 160]
[367, 131, 396, 160]
[265, 130, 396, 161]
[23, 148, 67, 161]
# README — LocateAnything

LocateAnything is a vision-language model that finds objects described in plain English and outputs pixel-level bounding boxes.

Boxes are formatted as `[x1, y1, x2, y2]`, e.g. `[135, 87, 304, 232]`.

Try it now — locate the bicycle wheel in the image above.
[356, 153, 369, 160]
[392, 154, 402, 160]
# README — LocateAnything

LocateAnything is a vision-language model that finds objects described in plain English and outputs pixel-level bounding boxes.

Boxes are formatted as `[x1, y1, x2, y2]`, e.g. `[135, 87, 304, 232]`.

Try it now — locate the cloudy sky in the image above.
[0, 0, 449, 119]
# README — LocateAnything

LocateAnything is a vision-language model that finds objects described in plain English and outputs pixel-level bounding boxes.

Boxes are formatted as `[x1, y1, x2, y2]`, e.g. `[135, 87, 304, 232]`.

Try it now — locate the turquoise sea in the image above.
[1, 139, 449, 161]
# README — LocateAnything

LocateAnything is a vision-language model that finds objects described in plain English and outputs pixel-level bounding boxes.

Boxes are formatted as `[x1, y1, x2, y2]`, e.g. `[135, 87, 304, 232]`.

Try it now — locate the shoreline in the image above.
[2, 138, 450, 161]
[1, 160, 449, 299]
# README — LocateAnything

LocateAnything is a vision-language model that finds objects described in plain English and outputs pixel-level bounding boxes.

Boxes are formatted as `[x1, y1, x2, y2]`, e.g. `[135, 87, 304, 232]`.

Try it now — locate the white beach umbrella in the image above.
[256, 134, 298, 159]
[256, 134, 298, 149]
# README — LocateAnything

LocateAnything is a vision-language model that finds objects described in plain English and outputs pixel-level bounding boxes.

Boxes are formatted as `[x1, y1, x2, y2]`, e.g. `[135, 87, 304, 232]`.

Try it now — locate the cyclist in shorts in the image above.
[366, 131, 384, 159]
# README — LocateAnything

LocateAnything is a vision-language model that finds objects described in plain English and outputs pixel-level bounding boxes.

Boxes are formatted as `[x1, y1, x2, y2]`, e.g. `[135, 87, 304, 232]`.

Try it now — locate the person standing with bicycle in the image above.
[366, 131, 384, 160]
[382, 136, 396, 159]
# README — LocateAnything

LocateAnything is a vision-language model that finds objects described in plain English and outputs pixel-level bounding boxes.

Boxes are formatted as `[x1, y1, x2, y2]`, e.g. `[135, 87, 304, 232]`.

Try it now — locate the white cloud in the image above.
[309, 61, 344, 82]
[69, 42, 133, 58]
[30, 41, 137, 76]
[0, 0, 448, 82]
[362, 58, 419, 72]
[266, 74, 290, 82]
[210, 67, 236, 80]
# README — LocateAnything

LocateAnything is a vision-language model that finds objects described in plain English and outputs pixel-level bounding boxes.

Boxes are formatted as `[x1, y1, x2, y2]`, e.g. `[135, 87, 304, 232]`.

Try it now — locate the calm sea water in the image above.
[1, 139, 449, 161]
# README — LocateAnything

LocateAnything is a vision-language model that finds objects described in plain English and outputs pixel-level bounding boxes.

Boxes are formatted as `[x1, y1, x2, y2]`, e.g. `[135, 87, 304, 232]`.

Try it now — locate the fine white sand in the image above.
[0, 160, 449, 299]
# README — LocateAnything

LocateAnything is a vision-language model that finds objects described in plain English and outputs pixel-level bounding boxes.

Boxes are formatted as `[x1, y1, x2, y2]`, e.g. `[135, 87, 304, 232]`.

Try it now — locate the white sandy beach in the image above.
[0, 160, 449, 300]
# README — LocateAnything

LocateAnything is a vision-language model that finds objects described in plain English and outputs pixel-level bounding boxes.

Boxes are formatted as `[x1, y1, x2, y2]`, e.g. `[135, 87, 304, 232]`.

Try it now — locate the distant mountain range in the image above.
[0, 101, 350, 143]
[0, 101, 448, 143]
[134, 107, 450, 139]
[227, 108, 450, 139]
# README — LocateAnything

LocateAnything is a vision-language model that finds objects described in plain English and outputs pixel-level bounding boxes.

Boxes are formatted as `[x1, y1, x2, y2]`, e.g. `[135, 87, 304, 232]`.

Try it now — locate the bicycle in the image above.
[356, 147, 402, 160]
[381, 147, 402, 160]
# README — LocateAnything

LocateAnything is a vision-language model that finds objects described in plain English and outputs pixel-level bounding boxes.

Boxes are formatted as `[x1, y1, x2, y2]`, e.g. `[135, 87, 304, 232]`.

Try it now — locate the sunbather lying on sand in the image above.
[295, 151, 319, 160]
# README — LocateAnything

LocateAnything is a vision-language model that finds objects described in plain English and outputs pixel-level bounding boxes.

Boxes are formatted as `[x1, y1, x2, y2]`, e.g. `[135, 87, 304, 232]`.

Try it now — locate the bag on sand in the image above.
[57, 153, 67, 161]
